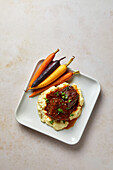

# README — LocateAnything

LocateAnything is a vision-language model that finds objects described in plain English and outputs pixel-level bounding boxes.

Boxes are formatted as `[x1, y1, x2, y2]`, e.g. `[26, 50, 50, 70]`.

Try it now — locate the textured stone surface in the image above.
[0, 0, 113, 170]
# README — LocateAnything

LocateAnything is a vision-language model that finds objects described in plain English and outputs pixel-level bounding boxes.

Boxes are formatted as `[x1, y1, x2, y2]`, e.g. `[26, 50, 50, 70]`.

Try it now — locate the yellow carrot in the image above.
[29, 71, 80, 97]
[30, 56, 75, 89]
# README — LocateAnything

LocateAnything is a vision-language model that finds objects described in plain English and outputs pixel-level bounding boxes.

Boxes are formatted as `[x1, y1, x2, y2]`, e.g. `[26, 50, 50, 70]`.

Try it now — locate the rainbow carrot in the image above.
[29, 71, 79, 97]
[30, 56, 75, 90]
[26, 49, 59, 92]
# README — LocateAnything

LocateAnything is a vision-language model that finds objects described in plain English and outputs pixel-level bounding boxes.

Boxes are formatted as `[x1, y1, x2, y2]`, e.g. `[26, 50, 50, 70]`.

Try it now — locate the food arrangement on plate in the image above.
[25, 49, 84, 130]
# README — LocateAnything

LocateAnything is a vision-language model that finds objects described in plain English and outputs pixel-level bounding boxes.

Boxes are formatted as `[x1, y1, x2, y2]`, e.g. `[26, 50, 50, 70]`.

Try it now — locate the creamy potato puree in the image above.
[37, 82, 84, 130]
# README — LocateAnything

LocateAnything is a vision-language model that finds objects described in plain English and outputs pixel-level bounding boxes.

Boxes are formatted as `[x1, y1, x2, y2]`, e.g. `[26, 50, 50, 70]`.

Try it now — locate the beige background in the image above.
[0, 0, 113, 170]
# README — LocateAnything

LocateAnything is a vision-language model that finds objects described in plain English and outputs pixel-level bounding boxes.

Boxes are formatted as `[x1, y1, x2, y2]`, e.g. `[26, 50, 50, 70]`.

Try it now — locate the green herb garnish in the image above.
[58, 108, 63, 113]
[62, 103, 64, 105]
[54, 91, 59, 96]
[44, 98, 49, 103]
[62, 95, 68, 99]
[49, 120, 54, 124]
[63, 120, 65, 124]
[62, 93, 68, 100]
[66, 86, 69, 90]
[66, 107, 69, 110]
[70, 114, 74, 116]
[68, 99, 72, 102]
[61, 92, 65, 95]
[53, 100, 54, 103]
[65, 95, 68, 99]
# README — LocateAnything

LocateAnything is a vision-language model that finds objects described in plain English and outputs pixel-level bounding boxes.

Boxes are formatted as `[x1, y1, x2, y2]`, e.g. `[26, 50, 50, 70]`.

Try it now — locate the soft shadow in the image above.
[18, 90, 102, 151]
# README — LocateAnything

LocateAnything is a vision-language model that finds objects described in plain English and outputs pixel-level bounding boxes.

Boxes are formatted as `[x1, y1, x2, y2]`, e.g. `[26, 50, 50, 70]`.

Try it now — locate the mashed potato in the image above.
[37, 82, 84, 130]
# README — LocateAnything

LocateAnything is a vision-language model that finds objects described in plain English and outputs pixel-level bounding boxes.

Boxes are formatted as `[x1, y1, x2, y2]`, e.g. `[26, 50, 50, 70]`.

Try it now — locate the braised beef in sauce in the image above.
[45, 86, 79, 121]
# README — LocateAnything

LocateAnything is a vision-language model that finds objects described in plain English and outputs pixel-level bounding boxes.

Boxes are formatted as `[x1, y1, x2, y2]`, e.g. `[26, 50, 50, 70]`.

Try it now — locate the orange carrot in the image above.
[26, 49, 59, 92]
[29, 71, 80, 97]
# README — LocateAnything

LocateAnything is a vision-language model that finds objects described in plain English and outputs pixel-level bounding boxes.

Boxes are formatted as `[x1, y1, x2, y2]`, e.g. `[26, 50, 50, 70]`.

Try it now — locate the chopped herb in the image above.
[63, 120, 65, 124]
[62, 103, 64, 105]
[60, 100, 62, 102]
[66, 86, 69, 90]
[70, 114, 74, 116]
[68, 99, 72, 102]
[62, 94, 68, 100]
[54, 91, 59, 96]
[49, 120, 54, 124]
[61, 92, 65, 95]
[58, 108, 63, 113]
[58, 108, 63, 115]
[66, 107, 69, 110]
[44, 98, 49, 103]
[65, 95, 68, 99]
[53, 100, 54, 103]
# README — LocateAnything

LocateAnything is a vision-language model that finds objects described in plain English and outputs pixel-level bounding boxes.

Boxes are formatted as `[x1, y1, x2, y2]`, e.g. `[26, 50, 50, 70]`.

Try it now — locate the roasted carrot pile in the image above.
[25, 49, 80, 97]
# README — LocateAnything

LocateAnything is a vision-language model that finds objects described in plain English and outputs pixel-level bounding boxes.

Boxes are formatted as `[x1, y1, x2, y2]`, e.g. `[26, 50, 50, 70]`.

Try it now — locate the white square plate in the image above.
[15, 60, 100, 145]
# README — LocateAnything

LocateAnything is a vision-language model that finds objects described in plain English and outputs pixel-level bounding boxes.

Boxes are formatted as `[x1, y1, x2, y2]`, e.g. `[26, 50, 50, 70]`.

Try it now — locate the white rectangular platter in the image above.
[15, 60, 100, 145]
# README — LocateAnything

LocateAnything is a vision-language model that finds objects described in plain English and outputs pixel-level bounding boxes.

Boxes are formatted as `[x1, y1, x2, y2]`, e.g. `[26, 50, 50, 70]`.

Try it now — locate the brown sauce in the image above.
[45, 85, 79, 122]
[65, 118, 78, 129]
